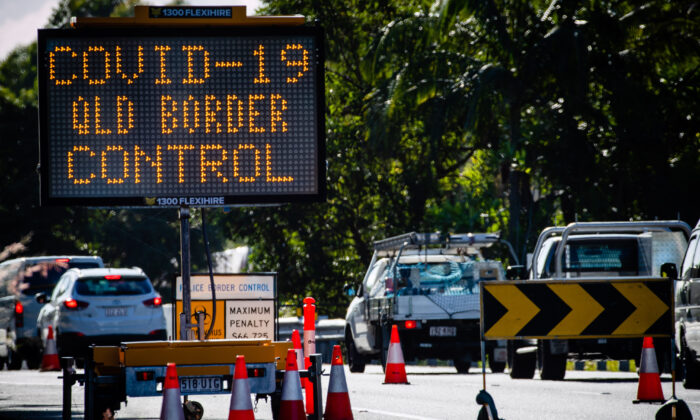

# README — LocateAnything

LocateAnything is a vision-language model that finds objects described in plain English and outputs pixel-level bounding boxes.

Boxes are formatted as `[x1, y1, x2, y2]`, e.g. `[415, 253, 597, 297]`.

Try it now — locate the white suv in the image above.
[36, 267, 166, 360]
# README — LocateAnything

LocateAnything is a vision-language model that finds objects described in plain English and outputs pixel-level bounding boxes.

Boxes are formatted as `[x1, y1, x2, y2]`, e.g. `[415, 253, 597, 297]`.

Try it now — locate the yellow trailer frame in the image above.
[63, 339, 304, 420]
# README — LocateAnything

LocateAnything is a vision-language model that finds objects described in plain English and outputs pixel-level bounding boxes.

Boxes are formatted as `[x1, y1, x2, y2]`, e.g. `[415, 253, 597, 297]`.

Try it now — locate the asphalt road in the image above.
[1, 363, 700, 419]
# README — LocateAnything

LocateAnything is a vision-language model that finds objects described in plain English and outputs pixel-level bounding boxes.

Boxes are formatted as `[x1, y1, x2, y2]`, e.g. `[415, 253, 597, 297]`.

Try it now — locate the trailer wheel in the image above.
[184, 400, 203, 420]
[93, 405, 114, 420]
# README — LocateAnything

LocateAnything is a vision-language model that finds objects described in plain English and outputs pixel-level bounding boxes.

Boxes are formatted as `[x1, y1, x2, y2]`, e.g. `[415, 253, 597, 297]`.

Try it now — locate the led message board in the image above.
[38, 27, 324, 206]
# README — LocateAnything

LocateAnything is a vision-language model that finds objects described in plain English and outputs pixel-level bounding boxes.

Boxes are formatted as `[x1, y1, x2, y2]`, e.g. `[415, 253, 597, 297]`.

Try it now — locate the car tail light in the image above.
[143, 297, 162, 307]
[64, 299, 89, 310]
[54, 258, 70, 263]
[104, 275, 121, 280]
[404, 320, 417, 329]
[14, 301, 23, 328]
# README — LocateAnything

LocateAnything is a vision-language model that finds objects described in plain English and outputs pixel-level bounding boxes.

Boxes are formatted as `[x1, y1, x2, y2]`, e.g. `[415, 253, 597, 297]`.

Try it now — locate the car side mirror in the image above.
[506, 265, 528, 280]
[660, 262, 678, 280]
[343, 283, 356, 297]
[35, 292, 49, 304]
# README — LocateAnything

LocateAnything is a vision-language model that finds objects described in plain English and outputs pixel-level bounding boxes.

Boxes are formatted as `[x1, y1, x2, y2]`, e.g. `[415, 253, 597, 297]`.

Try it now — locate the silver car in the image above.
[36, 267, 166, 360]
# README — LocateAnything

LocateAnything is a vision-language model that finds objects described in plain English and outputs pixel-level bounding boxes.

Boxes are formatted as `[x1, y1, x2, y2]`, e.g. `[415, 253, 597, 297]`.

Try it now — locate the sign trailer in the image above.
[41, 7, 327, 420]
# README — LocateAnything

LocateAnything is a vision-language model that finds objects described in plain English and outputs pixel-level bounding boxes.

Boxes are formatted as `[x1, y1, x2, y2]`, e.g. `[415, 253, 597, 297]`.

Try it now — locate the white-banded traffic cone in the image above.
[291, 329, 305, 387]
[383, 325, 409, 384]
[324, 345, 353, 420]
[160, 363, 185, 420]
[40, 325, 60, 371]
[280, 348, 306, 420]
[634, 337, 665, 404]
[228, 355, 255, 420]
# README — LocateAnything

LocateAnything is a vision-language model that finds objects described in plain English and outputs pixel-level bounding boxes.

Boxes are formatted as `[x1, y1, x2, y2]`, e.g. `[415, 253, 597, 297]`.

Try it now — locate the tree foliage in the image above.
[0, 0, 697, 316]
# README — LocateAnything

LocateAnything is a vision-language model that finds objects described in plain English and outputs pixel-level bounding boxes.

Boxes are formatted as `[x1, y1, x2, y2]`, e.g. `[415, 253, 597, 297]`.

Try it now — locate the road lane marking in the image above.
[354, 407, 443, 420]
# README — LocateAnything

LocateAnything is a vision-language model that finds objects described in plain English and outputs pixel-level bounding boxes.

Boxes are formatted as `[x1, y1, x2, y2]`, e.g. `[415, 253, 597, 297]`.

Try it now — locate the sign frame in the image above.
[37, 25, 325, 207]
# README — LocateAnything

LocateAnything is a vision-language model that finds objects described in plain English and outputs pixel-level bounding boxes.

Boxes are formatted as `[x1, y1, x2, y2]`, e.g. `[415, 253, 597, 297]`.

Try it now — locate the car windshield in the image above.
[392, 261, 501, 296]
[75, 277, 152, 296]
[19, 260, 100, 295]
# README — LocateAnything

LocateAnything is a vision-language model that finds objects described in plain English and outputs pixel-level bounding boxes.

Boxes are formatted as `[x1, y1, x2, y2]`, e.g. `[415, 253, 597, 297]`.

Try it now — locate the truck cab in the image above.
[345, 232, 518, 373]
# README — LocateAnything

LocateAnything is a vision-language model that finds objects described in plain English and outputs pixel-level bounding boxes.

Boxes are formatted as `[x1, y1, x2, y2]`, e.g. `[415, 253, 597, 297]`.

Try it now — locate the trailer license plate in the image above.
[105, 307, 127, 317]
[180, 376, 222, 394]
[429, 326, 456, 337]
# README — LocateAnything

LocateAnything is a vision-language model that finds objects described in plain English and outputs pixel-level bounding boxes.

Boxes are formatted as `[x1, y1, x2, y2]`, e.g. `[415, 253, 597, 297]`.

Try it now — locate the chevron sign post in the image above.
[480, 278, 673, 340]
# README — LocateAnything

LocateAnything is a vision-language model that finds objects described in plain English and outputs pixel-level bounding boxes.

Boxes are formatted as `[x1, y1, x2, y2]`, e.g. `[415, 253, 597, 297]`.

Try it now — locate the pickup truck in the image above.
[509, 220, 690, 380]
[344, 232, 520, 373]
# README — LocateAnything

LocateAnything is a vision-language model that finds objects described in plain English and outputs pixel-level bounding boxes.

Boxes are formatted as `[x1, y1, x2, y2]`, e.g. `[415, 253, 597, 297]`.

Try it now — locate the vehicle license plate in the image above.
[105, 306, 127, 317]
[429, 326, 456, 337]
[180, 376, 222, 393]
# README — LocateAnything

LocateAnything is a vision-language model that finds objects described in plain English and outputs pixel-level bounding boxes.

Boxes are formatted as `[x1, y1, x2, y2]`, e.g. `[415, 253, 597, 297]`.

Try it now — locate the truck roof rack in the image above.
[373, 232, 501, 251]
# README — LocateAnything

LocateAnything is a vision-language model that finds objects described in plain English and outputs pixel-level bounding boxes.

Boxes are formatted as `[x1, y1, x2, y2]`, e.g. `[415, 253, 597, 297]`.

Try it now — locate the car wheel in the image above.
[682, 337, 700, 389]
[508, 342, 535, 379]
[454, 358, 470, 374]
[7, 350, 22, 370]
[379, 325, 390, 373]
[26, 353, 41, 370]
[346, 332, 366, 373]
[538, 341, 566, 380]
[487, 348, 506, 373]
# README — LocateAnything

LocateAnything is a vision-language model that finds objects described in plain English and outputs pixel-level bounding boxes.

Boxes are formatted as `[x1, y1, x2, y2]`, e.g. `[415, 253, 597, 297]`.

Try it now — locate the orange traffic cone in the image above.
[324, 345, 353, 420]
[383, 325, 409, 384]
[228, 355, 255, 420]
[40, 325, 60, 371]
[160, 363, 185, 420]
[280, 348, 306, 420]
[634, 337, 665, 404]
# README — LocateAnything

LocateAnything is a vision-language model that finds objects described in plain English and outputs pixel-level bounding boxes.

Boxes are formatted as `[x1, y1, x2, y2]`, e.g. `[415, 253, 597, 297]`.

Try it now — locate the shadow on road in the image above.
[0, 408, 75, 419]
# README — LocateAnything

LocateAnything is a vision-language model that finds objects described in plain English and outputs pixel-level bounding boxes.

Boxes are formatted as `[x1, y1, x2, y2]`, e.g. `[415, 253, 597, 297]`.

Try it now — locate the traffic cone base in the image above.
[40, 326, 60, 372]
[633, 337, 665, 404]
[228, 355, 255, 420]
[383, 325, 409, 384]
[160, 363, 185, 420]
[280, 348, 306, 420]
[324, 345, 353, 420]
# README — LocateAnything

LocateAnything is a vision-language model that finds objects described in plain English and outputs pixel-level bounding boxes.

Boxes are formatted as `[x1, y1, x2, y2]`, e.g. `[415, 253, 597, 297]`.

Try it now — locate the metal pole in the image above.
[62, 357, 74, 420]
[180, 206, 192, 340]
[309, 353, 324, 420]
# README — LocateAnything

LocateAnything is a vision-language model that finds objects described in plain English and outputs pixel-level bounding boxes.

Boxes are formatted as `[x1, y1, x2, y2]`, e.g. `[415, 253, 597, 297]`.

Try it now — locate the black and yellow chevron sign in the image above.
[480, 279, 673, 340]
